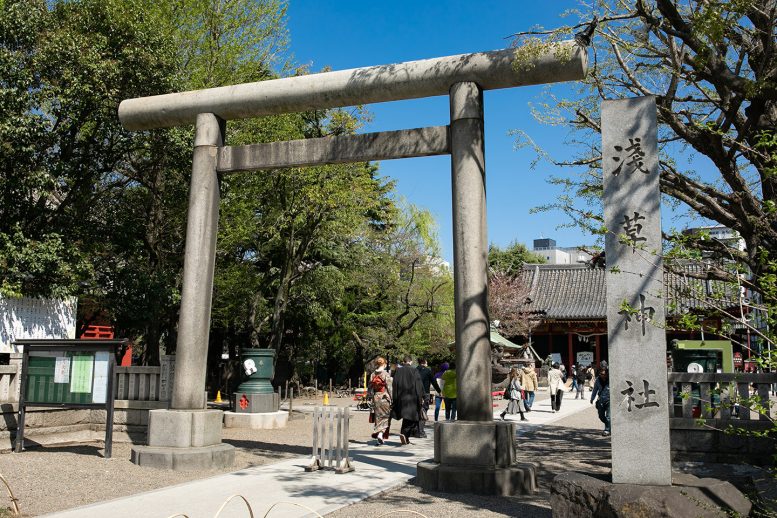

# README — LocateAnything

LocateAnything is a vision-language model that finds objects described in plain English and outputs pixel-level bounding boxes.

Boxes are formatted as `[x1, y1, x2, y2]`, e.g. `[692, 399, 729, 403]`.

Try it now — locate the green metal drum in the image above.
[236, 348, 275, 394]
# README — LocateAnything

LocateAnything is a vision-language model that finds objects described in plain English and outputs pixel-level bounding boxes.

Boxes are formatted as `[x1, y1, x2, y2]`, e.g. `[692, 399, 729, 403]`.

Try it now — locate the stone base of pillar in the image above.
[416, 421, 538, 496]
[223, 410, 288, 429]
[130, 409, 234, 470]
[231, 392, 280, 414]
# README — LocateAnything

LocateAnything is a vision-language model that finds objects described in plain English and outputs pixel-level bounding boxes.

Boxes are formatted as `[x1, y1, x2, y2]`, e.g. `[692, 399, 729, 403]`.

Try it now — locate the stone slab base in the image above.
[417, 459, 537, 496]
[550, 471, 752, 518]
[147, 409, 223, 448]
[223, 411, 288, 429]
[131, 443, 235, 470]
[231, 392, 280, 414]
[434, 420, 516, 467]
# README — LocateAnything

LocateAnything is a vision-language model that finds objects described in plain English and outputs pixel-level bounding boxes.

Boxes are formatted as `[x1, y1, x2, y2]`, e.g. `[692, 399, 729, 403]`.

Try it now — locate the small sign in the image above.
[733, 352, 743, 366]
[54, 356, 71, 384]
[576, 352, 594, 366]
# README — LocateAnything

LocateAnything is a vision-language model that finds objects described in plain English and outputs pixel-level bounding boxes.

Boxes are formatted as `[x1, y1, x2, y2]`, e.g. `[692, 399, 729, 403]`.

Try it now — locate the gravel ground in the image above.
[0, 397, 374, 517]
[0, 394, 610, 517]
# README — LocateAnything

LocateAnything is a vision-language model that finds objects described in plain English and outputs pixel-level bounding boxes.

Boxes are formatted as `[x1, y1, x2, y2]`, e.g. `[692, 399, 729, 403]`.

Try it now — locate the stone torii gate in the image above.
[119, 42, 586, 490]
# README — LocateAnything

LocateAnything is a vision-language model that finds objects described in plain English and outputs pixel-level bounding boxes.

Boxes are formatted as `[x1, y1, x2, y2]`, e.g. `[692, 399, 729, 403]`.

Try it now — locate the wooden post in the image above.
[595, 335, 601, 369]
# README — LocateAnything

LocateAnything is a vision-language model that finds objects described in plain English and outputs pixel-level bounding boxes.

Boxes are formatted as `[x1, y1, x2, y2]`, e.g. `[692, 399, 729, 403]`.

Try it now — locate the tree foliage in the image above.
[488, 241, 545, 275]
[0, 0, 454, 381]
[513, 0, 776, 335]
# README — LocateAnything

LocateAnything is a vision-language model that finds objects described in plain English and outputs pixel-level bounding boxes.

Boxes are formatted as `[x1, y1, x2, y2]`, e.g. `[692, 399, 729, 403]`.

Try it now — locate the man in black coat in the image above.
[415, 358, 439, 438]
[392, 356, 424, 444]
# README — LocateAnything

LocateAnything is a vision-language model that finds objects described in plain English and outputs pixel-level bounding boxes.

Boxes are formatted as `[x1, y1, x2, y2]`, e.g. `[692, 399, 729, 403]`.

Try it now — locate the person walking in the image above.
[586, 363, 596, 391]
[441, 360, 457, 421]
[369, 357, 393, 445]
[548, 362, 564, 413]
[575, 364, 587, 399]
[590, 368, 611, 436]
[391, 356, 424, 445]
[569, 363, 578, 393]
[520, 365, 538, 411]
[415, 358, 439, 438]
[433, 362, 448, 421]
[500, 368, 528, 421]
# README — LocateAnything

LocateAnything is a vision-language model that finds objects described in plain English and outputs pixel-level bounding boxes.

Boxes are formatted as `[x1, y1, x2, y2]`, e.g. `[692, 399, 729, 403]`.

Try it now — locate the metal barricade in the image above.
[305, 406, 354, 474]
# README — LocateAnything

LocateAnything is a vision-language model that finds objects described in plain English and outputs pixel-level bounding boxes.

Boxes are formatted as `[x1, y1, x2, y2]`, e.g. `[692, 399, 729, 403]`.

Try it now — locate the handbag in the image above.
[368, 411, 375, 423]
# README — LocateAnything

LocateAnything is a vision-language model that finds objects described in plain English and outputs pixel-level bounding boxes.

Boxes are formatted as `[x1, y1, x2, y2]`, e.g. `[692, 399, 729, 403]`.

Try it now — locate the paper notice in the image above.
[92, 351, 110, 404]
[70, 354, 93, 393]
[54, 356, 71, 384]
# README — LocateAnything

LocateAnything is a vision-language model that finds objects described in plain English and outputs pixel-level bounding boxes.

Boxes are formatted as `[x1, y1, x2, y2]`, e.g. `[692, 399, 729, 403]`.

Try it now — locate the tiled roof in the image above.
[518, 263, 738, 321]
[520, 264, 606, 320]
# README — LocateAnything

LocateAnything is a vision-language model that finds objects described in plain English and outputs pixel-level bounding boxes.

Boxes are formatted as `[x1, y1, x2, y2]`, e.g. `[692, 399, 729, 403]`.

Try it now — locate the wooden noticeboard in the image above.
[14, 339, 126, 458]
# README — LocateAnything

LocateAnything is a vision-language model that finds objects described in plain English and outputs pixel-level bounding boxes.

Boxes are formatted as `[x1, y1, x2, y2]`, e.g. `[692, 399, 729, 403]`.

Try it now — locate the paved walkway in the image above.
[43, 394, 592, 518]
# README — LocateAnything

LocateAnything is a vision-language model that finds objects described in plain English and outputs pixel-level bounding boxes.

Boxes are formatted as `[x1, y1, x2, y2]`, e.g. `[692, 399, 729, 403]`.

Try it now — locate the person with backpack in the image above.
[432, 362, 448, 421]
[369, 357, 393, 444]
[590, 368, 611, 436]
[575, 364, 588, 399]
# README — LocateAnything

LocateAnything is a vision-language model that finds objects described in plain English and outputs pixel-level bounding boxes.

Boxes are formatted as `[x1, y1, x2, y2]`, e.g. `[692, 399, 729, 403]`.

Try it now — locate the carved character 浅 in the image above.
[612, 138, 648, 176]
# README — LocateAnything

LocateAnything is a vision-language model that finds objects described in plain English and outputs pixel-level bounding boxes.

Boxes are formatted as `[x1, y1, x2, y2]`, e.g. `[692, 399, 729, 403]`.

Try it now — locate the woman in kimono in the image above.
[369, 357, 393, 444]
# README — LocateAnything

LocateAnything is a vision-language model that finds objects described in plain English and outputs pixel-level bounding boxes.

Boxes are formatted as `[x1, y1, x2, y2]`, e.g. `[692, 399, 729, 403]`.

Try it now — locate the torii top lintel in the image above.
[119, 41, 587, 131]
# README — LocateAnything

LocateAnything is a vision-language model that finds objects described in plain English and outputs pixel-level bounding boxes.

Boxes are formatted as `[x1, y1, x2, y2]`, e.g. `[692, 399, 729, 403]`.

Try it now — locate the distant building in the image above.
[682, 225, 746, 254]
[532, 238, 595, 265]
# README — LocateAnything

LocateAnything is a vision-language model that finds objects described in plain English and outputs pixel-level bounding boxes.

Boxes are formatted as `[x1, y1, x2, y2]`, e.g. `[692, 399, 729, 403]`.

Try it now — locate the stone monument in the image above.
[550, 96, 752, 516]
[602, 96, 671, 485]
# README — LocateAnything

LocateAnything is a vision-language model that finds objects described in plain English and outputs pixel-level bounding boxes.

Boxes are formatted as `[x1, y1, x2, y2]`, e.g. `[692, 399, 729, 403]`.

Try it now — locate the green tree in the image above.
[0, 0, 180, 303]
[488, 241, 545, 275]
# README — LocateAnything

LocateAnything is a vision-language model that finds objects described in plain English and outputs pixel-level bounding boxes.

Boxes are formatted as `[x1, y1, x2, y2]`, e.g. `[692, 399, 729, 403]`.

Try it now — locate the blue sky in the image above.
[285, 1, 597, 263]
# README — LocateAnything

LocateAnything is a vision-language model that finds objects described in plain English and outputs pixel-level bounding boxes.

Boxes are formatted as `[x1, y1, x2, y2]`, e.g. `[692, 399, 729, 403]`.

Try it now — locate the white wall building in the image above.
[532, 238, 595, 265]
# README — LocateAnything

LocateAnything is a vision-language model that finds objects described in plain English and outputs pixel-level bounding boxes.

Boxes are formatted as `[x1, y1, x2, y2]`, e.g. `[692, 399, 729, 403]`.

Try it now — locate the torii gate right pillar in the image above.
[417, 82, 537, 495]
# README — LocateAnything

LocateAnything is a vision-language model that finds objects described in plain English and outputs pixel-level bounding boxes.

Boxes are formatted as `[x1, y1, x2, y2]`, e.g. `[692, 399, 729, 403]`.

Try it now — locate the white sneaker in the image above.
[552, 409, 556, 413]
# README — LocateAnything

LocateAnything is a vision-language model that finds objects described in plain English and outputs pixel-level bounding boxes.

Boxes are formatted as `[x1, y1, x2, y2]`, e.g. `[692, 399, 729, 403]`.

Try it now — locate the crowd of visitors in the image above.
[368, 356, 455, 446]
[368, 355, 611, 444]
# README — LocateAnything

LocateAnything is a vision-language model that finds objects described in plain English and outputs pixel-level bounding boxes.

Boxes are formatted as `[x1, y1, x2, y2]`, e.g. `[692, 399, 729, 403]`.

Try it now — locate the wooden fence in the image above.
[0, 355, 175, 404]
[305, 406, 354, 474]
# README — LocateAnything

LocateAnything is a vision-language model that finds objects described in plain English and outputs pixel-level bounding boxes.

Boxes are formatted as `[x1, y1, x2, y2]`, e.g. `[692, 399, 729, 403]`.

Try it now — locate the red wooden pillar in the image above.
[595, 335, 601, 368]
[568, 332, 574, 368]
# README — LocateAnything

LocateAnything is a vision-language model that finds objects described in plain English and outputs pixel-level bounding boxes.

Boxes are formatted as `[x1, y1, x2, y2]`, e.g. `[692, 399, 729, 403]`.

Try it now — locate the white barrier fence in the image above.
[305, 406, 354, 474]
